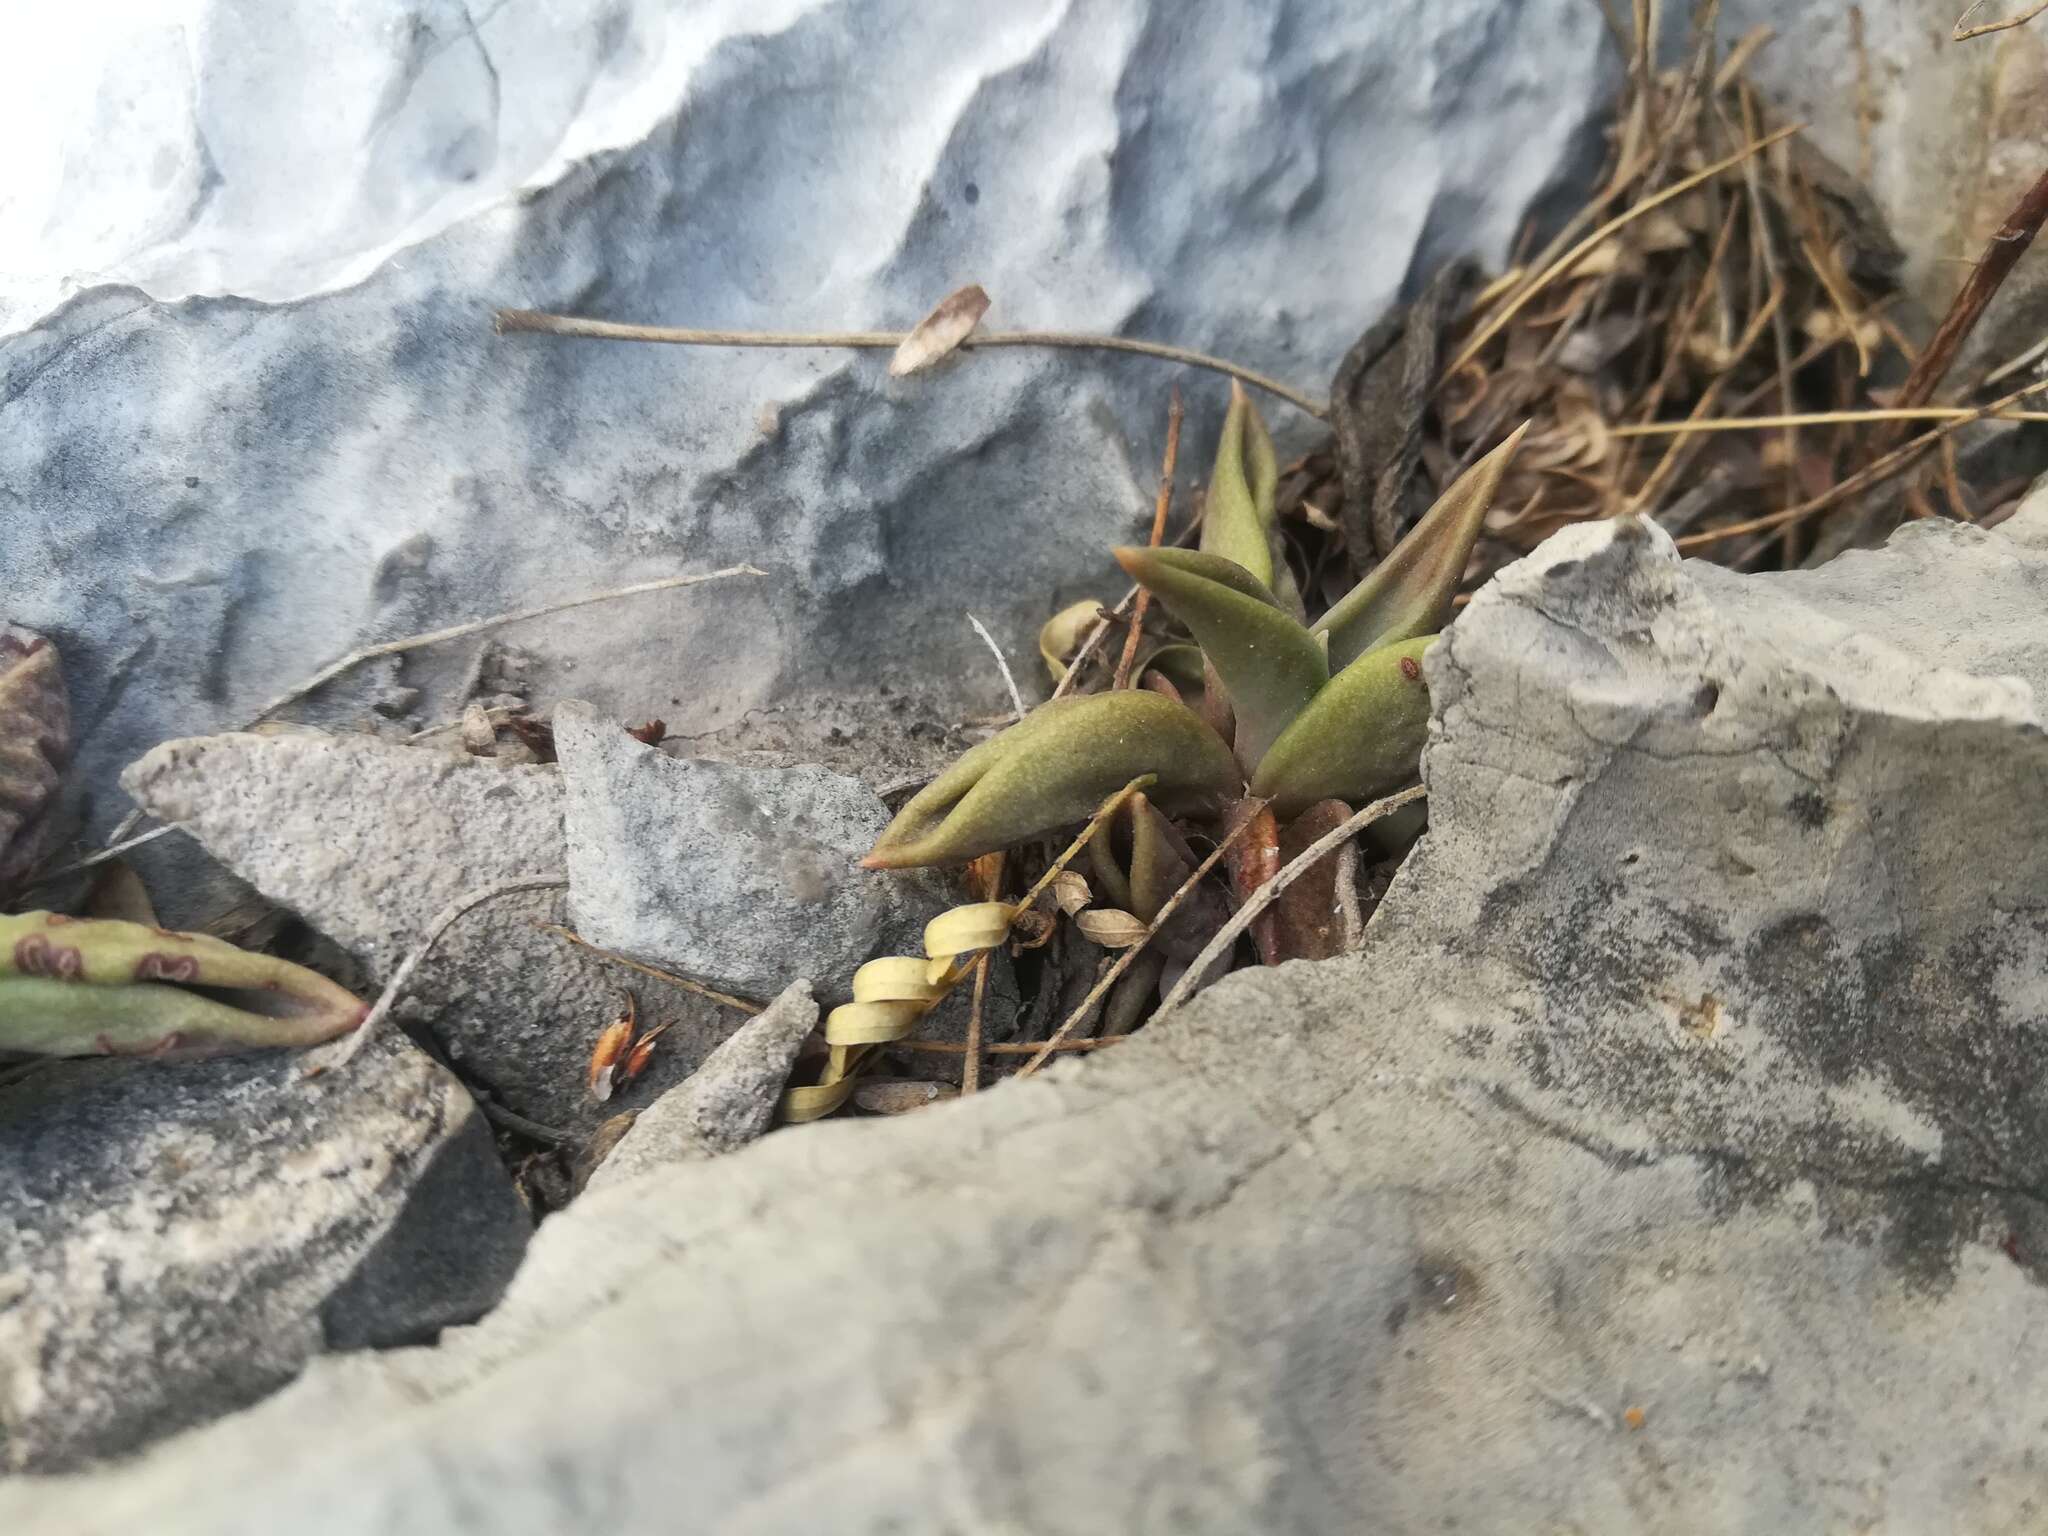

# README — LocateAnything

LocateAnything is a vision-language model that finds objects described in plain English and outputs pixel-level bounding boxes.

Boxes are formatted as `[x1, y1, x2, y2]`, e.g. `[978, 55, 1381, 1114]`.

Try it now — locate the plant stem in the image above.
[494, 309, 1329, 421]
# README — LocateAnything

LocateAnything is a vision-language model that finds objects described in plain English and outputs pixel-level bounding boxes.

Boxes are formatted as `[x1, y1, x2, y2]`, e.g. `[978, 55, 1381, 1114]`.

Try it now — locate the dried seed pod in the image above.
[618, 1020, 672, 1087]
[1075, 909, 1149, 948]
[0, 625, 71, 892]
[588, 992, 637, 1101]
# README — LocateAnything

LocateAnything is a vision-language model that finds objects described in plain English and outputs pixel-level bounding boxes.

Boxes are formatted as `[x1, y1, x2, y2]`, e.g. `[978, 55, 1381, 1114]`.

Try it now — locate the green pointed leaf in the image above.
[1315, 424, 1529, 669]
[1139, 643, 1208, 695]
[1249, 635, 1435, 817]
[864, 692, 1239, 869]
[1244, 393, 1278, 525]
[1196, 384, 1274, 586]
[1115, 546, 1327, 768]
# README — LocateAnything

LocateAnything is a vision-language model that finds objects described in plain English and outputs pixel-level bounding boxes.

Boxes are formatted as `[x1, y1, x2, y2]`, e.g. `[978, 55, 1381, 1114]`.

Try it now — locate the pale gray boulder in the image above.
[0, 1032, 528, 1475]
[11, 500, 2046, 1530]
[120, 730, 739, 1134]
[583, 979, 819, 1190]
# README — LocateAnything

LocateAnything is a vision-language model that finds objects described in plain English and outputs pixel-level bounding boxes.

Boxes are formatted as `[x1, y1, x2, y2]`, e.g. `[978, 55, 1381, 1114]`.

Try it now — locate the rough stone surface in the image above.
[557, 703, 953, 1000]
[0, 1031, 526, 1475]
[1728, 0, 2048, 376]
[586, 979, 818, 1190]
[12, 501, 2048, 1529]
[121, 730, 748, 1134]
[1, 0, 1612, 915]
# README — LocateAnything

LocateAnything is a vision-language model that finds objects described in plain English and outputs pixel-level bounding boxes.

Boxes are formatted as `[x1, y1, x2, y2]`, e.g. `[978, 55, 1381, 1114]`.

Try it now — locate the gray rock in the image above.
[121, 730, 754, 1134]
[0, 0, 1612, 919]
[557, 703, 952, 1000]
[0, 1031, 527, 1475]
[585, 979, 819, 1189]
[12, 500, 2048, 1530]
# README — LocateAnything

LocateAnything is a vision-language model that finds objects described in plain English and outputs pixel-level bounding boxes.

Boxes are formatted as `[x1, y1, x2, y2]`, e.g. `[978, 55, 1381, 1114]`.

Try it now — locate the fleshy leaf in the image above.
[1114, 546, 1327, 769]
[1249, 636, 1436, 816]
[863, 692, 1239, 869]
[1125, 793, 1188, 923]
[1315, 424, 1529, 669]
[0, 911, 365, 1057]
[1196, 383, 1274, 586]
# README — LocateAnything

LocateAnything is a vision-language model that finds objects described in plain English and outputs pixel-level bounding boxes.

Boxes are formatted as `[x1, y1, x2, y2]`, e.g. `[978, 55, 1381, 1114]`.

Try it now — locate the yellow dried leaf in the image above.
[889, 283, 991, 377]
[1039, 599, 1104, 682]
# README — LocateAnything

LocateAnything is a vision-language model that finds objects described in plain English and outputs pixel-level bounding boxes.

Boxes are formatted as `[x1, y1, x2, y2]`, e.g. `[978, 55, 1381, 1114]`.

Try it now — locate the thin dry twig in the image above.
[891, 1035, 1126, 1055]
[1049, 588, 1138, 702]
[1678, 373, 2048, 548]
[1953, 0, 2048, 40]
[1445, 122, 1803, 378]
[1153, 784, 1428, 1020]
[1610, 406, 2048, 435]
[1016, 804, 1269, 1077]
[317, 877, 568, 1073]
[1013, 776, 1157, 915]
[540, 924, 765, 1014]
[968, 613, 1026, 721]
[1872, 159, 2048, 450]
[1115, 387, 1184, 690]
[24, 823, 178, 888]
[961, 951, 992, 1095]
[250, 565, 765, 723]
[495, 309, 1329, 421]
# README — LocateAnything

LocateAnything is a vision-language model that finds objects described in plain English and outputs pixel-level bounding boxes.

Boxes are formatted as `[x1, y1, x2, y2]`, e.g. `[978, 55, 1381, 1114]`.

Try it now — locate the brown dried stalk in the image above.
[1015, 804, 1267, 1077]
[1153, 783, 1427, 1019]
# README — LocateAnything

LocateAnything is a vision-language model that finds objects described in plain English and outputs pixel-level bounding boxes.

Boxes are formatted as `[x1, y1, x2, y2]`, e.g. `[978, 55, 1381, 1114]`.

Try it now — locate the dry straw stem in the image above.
[967, 613, 1026, 721]
[1677, 371, 2048, 549]
[495, 309, 1329, 421]
[1873, 159, 2048, 452]
[1953, 0, 2048, 40]
[1445, 121, 1804, 378]
[316, 876, 568, 1073]
[961, 950, 992, 1095]
[1115, 387, 1185, 691]
[1153, 782, 1428, 1020]
[891, 1035, 1127, 1055]
[1611, 406, 2048, 436]
[249, 564, 766, 723]
[1016, 801, 1269, 1077]
[541, 924, 765, 1014]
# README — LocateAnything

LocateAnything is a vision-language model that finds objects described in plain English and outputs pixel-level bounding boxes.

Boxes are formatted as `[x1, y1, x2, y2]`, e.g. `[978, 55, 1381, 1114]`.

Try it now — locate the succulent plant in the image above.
[863, 395, 1526, 869]
[0, 912, 365, 1058]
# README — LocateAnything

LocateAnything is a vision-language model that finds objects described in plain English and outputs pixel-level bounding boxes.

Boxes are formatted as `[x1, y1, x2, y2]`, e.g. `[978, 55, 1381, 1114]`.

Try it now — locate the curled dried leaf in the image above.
[1051, 870, 1093, 916]
[890, 283, 991, 377]
[620, 1020, 672, 1087]
[1075, 909, 1150, 948]
[1039, 598, 1107, 682]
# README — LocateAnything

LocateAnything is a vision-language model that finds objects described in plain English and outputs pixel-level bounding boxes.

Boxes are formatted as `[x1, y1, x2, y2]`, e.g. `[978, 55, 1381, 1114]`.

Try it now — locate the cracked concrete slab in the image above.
[8, 498, 2047, 1531]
